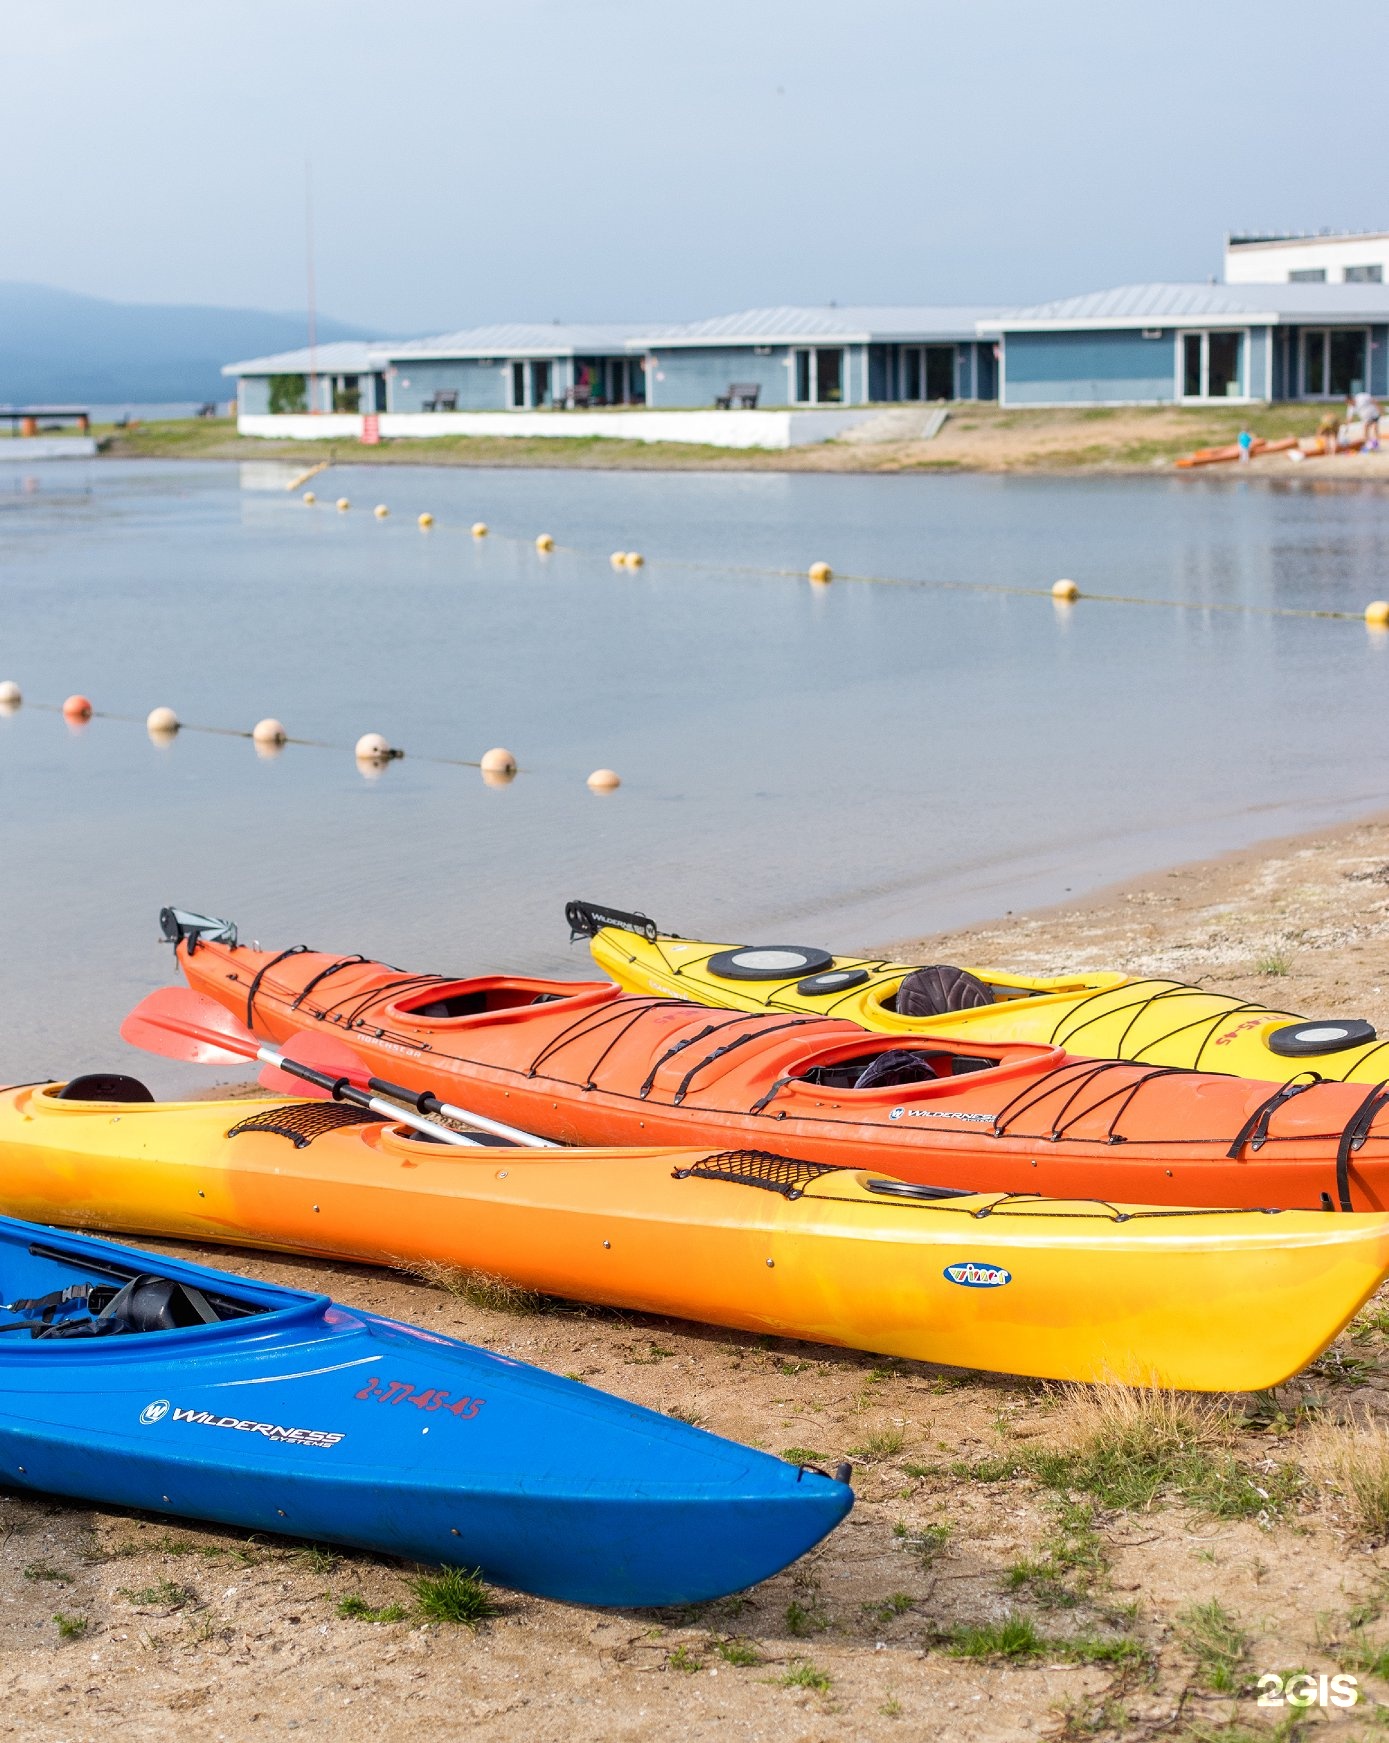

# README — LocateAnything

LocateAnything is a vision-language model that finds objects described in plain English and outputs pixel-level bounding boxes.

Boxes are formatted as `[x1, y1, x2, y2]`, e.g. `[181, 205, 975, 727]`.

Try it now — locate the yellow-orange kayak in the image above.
[571, 901, 1389, 1083]
[1, 1077, 1386, 1391]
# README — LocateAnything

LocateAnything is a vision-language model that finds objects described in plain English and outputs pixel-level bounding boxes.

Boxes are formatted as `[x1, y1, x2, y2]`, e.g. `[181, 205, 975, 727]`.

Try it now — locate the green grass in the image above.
[337, 1594, 409, 1624]
[1175, 1599, 1249, 1693]
[120, 1578, 196, 1610]
[862, 1592, 915, 1625]
[666, 1643, 702, 1674]
[785, 1596, 828, 1637]
[53, 1613, 88, 1640]
[779, 1658, 831, 1691]
[781, 1446, 823, 1465]
[23, 1562, 72, 1584]
[1256, 954, 1292, 977]
[1006, 1498, 1105, 1608]
[892, 1521, 951, 1568]
[849, 1427, 906, 1460]
[946, 1616, 1147, 1667]
[627, 1343, 675, 1365]
[714, 1636, 763, 1666]
[410, 1566, 499, 1627]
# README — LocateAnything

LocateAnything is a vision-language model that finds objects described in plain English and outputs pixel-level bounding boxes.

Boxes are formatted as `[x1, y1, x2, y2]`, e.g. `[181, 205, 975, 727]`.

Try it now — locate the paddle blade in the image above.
[121, 986, 259, 1066]
[258, 1030, 373, 1097]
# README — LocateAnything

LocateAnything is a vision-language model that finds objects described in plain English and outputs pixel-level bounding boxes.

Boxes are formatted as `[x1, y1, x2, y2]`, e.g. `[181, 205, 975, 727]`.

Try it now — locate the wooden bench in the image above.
[715, 382, 761, 409]
[560, 383, 595, 409]
[424, 390, 459, 412]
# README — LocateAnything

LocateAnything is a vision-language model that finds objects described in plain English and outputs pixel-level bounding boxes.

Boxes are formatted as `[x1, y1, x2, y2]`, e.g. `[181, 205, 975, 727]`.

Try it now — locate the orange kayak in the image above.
[4, 1079, 1389, 1390]
[172, 918, 1389, 1212]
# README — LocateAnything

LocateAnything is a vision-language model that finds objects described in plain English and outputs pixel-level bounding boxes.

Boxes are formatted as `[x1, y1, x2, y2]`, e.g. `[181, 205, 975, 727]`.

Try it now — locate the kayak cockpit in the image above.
[386, 976, 619, 1027]
[0, 1225, 296, 1344]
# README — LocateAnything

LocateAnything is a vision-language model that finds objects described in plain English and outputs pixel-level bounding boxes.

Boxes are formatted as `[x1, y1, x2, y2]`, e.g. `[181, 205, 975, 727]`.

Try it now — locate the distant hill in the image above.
[0, 282, 378, 404]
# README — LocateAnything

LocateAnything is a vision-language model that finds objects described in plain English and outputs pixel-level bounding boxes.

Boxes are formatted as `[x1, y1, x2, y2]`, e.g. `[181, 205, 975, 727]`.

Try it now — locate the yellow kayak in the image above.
[569, 901, 1389, 1083]
[2, 1076, 1388, 1391]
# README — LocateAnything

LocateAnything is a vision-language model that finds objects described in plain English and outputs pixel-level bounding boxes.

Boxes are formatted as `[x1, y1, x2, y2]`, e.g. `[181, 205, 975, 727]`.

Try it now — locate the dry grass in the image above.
[1304, 1412, 1389, 1542]
[390, 1258, 550, 1316]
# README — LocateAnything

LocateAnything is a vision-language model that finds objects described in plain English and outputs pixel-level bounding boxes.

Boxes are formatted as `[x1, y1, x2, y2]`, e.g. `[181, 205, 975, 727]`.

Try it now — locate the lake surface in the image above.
[2, 457, 1387, 1088]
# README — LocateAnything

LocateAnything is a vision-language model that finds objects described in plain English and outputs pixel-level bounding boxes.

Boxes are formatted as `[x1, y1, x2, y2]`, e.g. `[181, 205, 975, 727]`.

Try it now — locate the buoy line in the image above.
[294, 496, 1385, 627]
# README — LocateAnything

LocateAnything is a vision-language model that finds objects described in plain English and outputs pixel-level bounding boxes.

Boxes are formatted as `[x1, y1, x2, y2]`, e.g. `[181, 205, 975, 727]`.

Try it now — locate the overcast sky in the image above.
[7, 1, 1385, 333]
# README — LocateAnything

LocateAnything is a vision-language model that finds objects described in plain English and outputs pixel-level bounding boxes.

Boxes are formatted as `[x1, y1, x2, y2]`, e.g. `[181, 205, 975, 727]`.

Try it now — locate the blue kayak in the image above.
[0, 1215, 851, 1605]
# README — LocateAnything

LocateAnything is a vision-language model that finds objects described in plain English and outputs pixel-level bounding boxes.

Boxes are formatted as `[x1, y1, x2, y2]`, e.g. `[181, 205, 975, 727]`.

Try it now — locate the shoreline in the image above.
[87, 407, 1389, 480]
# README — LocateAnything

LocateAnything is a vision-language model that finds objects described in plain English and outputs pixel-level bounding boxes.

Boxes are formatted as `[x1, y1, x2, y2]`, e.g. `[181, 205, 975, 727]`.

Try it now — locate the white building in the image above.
[1225, 231, 1388, 287]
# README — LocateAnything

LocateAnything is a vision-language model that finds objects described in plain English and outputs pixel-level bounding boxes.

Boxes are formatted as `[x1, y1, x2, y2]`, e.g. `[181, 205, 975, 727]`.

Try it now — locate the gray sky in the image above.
[8, 1, 1385, 332]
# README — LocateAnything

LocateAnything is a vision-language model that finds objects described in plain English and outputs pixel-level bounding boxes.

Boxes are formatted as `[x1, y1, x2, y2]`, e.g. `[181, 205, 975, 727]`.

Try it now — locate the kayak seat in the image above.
[57, 1073, 155, 1103]
[799, 1047, 1002, 1091]
[412, 988, 565, 1019]
[5, 1270, 260, 1340]
[889, 966, 993, 1017]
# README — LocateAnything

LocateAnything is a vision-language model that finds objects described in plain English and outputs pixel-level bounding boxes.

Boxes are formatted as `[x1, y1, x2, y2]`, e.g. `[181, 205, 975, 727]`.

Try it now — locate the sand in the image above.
[10, 815, 1389, 1740]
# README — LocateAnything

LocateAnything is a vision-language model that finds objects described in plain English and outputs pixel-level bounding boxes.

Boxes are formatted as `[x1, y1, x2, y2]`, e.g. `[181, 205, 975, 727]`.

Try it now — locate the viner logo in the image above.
[139, 1398, 170, 1425]
[943, 1262, 1012, 1289]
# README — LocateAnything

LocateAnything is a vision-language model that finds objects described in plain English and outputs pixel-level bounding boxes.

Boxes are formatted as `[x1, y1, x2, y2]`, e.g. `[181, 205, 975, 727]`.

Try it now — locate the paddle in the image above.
[255, 1027, 557, 1149]
[120, 988, 484, 1149]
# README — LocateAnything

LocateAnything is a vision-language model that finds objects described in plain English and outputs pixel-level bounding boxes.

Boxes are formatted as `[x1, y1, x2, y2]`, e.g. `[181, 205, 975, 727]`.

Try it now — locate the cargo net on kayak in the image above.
[671, 1150, 843, 1199]
[226, 1102, 379, 1149]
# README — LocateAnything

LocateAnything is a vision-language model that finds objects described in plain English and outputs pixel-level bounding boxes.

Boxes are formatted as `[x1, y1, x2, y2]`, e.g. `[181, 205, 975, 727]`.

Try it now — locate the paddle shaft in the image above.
[254, 1045, 483, 1148]
[351, 1068, 554, 1149]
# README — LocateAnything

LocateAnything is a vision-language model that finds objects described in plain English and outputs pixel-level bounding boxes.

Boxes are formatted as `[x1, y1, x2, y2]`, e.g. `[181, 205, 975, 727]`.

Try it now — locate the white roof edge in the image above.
[994, 313, 1276, 332]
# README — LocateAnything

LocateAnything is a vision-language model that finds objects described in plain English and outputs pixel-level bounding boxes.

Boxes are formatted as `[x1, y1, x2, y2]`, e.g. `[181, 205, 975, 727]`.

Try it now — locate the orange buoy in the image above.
[63, 695, 93, 721]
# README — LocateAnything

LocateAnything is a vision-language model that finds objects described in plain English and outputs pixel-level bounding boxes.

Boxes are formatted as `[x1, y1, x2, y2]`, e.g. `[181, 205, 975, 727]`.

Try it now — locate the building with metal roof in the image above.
[1225, 230, 1389, 286]
[382, 322, 653, 410]
[223, 340, 394, 416]
[986, 283, 1389, 406]
[636, 305, 1006, 407]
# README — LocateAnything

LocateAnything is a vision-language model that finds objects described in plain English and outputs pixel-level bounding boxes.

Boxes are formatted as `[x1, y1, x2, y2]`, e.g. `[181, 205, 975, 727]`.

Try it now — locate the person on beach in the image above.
[1237, 427, 1254, 462]
[1317, 408, 1340, 454]
[1354, 390, 1382, 451]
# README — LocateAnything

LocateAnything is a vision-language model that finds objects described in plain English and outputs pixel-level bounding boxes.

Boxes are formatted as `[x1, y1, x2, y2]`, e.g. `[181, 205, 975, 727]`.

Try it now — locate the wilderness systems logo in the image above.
[943, 1262, 1012, 1289]
[138, 1400, 344, 1449]
[888, 1107, 995, 1124]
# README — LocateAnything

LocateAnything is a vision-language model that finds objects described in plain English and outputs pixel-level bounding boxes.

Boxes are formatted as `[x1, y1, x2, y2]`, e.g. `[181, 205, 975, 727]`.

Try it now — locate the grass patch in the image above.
[665, 1405, 703, 1425]
[780, 1658, 831, 1692]
[410, 1565, 500, 1627]
[120, 1578, 197, 1610]
[53, 1613, 88, 1640]
[849, 1427, 906, 1460]
[1255, 954, 1291, 977]
[395, 1259, 550, 1315]
[892, 1521, 950, 1568]
[862, 1592, 914, 1625]
[1175, 1599, 1249, 1693]
[785, 1596, 827, 1637]
[1006, 1498, 1105, 1608]
[628, 1343, 676, 1365]
[713, 1636, 762, 1666]
[23, 1562, 72, 1584]
[1304, 1413, 1389, 1541]
[947, 1615, 1148, 1667]
[337, 1594, 409, 1623]
[666, 1643, 702, 1674]
[781, 1446, 823, 1465]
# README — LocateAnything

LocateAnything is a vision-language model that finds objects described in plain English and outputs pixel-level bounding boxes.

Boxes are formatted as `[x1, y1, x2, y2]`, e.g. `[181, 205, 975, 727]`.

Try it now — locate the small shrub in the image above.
[781, 1446, 823, 1465]
[410, 1565, 499, 1627]
[850, 1427, 906, 1460]
[53, 1613, 87, 1640]
[780, 1658, 831, 1691]
[1256, 954, 1291, 977]
[666, 1643, 701, 1674]
[120, 1578, 196, 1611]
[714, 1637, 762, 1666]
[949, 1616, 1045, 1659]
[396, 1260, 549, 1315]
[337, 1594, 408, 1623]
[785, 1597, 827, 1637]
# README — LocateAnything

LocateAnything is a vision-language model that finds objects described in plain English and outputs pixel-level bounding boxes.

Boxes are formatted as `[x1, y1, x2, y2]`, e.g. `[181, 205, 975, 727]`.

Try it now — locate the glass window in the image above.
[1207, 332, 1242, 398]
[532, 361, 550, 406]
[794, 349, 812, 402]
[925, 346, 955, 401]
[1329, 330, 1367, 397]
[815, 349, 843, 403]
[1304, 331, 1327, 396]
[1182, 334, 1202, 397]
[1344, 265, 1383, 284]
[1289, 268, 1326, 283]
[901, 347, 922, 400]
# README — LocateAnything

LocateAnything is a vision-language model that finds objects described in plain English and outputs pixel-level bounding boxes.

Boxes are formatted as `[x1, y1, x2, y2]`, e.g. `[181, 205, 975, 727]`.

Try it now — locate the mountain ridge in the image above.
[0, 282, 381, 403]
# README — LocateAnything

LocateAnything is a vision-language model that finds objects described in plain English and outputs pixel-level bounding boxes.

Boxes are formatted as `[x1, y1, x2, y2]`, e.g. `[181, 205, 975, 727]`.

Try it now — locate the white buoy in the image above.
[374, 504, 390, 519]
[624, 551, 645, 569]
[302, 491, 316, 505]
[587, 768, 621, 791]
[418, 512, 434, 528]
[610, 552, 627, 569]
[472, 521, 489, 538]
[0, 680, 21, 706]
[355, 732, 394, 762]
[1365, 601, 1389, 627]
[535, 533, 555, 552]
[480, 747, 517, 775]
[808, 561, 832, 584]
[1052, 578, 1080, 602]
[336, 497, 351, 511]
[146, 706, 180, 735]
[252, 718, 287, 746]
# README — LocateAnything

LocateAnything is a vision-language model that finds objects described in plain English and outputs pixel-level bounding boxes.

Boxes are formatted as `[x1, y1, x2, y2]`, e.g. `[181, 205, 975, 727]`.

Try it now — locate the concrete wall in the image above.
[1001, 329, 1177, 405]
[237, 407, 887, 448]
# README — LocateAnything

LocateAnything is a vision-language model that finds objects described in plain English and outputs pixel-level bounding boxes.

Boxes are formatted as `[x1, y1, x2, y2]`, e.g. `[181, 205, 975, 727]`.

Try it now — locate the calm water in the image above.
[2, 457, 1387, 1088]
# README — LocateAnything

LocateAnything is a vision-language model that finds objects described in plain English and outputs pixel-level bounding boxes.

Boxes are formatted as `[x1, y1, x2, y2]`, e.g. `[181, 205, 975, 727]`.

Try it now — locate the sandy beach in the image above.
[8, 812, 1389, 1740]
